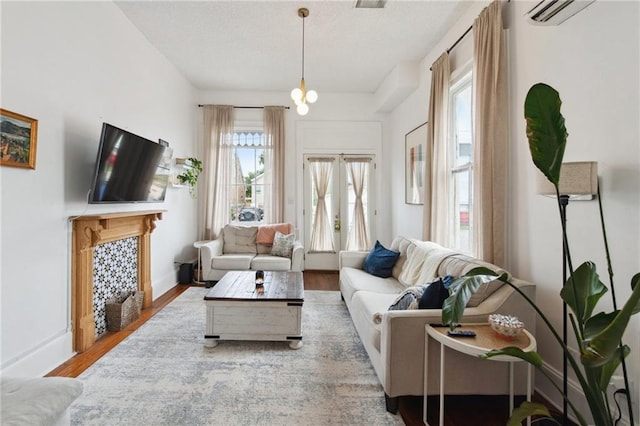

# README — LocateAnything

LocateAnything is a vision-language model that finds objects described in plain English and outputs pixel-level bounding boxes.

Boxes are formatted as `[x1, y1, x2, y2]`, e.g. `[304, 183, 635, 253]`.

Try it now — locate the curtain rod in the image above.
[429, 0, 509, 71]
[197, 105, 290, 110]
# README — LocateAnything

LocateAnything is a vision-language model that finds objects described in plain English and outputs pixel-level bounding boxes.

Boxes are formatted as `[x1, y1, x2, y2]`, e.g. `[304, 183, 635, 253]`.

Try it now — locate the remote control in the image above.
[447, 329, 476, 337]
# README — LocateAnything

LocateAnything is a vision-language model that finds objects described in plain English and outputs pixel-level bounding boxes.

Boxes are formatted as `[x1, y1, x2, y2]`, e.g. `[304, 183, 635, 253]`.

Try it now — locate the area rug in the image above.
[70, 288, 404, 425]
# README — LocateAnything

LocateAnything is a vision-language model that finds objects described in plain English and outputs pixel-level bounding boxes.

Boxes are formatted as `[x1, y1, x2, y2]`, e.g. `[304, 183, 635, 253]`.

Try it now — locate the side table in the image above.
[192, 240, 209, 285]
[423, 323, 536, 426]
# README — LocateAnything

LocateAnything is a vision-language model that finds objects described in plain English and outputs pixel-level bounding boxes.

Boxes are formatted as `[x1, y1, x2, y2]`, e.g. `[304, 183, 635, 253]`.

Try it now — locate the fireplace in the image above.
[71, 210, 163, 352]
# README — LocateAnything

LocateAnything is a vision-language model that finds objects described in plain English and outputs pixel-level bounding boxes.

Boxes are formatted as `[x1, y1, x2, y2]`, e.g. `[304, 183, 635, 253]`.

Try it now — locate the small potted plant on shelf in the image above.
[176, 157, 203, 198]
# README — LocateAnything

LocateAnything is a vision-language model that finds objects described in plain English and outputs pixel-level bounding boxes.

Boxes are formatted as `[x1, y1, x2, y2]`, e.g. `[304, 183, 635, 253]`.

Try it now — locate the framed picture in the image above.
[405, 121, 428, 205]
[1, 108, 38, 169]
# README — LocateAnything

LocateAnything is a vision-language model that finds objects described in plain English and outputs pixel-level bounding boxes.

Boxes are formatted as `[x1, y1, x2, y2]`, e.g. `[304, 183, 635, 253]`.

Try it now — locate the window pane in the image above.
[229, 132, 266, 223]
[452, 168, 472, 253]
[453, 84, 472, 167]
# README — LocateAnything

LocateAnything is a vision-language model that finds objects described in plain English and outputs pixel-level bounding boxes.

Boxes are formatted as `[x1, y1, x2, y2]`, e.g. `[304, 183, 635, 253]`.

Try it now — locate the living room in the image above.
[1, 0, 639, 425]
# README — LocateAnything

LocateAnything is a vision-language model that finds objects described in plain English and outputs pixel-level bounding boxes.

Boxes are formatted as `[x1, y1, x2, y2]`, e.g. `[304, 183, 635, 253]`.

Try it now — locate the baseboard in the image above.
[536, 360, 633, 426]
[0, 331, 74, 377]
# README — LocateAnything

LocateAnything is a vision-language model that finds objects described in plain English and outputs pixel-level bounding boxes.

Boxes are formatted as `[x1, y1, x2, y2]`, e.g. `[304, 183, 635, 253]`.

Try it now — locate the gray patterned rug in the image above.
[70, 288, 404, 425]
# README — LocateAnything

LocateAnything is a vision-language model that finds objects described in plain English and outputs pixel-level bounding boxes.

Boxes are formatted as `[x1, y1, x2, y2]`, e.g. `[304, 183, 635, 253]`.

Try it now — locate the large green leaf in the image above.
[524, 83, 567, 185]
[631, 273, 640, 314]
[582, 277, 640, 367]
[561, 262, 608, 324]
[584, 311, 618, 340]
[441, 268, 507, 328]
[481, 347, 543, 367]
[507, 401, 555, 426]
[597, 345, 630, 392]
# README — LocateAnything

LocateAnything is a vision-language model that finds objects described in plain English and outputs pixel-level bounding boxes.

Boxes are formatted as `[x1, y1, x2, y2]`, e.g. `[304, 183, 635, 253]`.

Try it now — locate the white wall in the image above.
[1, 2, 199, 377]
[388, 0, 640, 422]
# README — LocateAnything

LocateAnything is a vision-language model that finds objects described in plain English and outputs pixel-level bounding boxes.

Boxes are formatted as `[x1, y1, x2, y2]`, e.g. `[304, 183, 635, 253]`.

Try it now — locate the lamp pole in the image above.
[559, 194, 569, 426]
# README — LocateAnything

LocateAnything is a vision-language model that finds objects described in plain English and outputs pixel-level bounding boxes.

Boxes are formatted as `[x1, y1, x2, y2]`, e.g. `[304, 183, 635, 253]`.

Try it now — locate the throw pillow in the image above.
[388, 285, 425, 311]
[418, 275, 453, 309]
[363, 241, 400, 278]
[270, 231, 295, 258]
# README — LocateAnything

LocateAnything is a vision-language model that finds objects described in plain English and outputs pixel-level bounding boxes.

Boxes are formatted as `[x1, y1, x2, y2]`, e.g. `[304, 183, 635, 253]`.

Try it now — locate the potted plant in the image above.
[176, 157, 203, 198]
[442, 83, 639, 425]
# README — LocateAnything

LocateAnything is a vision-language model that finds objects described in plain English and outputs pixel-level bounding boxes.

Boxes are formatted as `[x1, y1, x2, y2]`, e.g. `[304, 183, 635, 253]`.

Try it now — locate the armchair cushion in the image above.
[223, 225, 257, 254]
[271, 231, 295, 258]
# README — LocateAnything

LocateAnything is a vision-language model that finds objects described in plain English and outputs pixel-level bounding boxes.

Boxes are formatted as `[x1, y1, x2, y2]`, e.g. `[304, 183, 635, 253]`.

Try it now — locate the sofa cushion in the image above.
[340, 267, 405, 303]
[251, 255, 291, 271]
[438, 254, 508, 307]
[223, 225, 258, 254]
[271, 231, 295, 257]
[256, 223, 292, 246]
[390, 236, 415, 281]
[363, 241, 400, 278]
[211, 254, 254, 270]
[419, 276, 453, 309]
[389, 285, 425, 310]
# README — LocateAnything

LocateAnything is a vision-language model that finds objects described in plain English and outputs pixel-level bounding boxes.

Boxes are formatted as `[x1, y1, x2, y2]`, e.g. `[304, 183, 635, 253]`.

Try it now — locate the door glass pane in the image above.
[309, 160, 335, 252]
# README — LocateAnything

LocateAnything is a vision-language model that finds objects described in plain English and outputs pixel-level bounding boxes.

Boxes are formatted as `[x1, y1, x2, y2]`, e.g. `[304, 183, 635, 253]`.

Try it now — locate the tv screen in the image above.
[89, 123, 170, 203]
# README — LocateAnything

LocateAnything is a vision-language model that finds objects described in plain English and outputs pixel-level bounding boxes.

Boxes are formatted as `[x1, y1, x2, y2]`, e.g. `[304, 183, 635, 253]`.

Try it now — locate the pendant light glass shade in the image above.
[292, 8, 317, 115]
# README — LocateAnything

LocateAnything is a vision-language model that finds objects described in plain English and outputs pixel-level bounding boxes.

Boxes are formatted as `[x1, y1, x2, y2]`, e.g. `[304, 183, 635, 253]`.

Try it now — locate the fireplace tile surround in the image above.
[71, 210, 163, 352]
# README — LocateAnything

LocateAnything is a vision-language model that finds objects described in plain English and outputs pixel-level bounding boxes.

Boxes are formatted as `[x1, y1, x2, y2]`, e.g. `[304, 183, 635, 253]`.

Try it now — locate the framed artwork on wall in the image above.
[405, 121, 428, 205]
[0, 108, 38, 169]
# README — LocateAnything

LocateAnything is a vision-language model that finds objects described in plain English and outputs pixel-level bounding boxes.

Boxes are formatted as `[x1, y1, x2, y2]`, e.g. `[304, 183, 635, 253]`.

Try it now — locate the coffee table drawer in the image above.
[206, 301, 302, 337]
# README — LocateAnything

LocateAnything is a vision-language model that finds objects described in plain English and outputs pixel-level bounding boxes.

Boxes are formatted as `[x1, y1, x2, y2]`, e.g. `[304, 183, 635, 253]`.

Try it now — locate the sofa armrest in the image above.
[291, 241, 304, 271]
[339, 250, 369, 270]
[200, 238, 222, 280]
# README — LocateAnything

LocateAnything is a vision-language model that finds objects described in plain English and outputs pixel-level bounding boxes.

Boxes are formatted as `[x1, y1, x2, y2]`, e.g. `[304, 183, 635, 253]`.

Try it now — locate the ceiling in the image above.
[116, 1, 474, 94]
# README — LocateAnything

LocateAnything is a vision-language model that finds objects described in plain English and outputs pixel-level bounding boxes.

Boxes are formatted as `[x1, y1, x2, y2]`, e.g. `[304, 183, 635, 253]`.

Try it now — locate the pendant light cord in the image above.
[301, 14, 305, 80]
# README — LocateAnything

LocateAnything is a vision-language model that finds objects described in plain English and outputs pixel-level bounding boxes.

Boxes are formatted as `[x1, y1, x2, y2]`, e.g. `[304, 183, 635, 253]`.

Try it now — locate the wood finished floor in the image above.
[47, 270, 564, 426]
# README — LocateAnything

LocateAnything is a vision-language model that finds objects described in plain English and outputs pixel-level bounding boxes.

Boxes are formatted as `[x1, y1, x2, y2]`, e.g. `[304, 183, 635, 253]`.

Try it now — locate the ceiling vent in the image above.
[526, 0, 595, 25]
[354, 0, 387, 9]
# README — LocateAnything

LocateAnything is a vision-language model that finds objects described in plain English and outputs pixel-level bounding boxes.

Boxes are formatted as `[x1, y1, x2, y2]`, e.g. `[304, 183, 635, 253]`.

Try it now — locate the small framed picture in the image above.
[1, 108, 38, 169]
[405, 121, 428, 205]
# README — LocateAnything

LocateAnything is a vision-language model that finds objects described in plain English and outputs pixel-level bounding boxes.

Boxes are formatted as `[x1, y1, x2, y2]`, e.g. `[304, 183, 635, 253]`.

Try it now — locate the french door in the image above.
[303, 154, 375, 270]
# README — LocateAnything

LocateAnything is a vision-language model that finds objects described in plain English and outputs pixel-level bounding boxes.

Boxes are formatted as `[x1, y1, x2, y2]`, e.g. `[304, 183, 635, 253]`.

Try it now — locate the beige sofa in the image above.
[339, 236, 536, 413]
[200, 223, 303, 282]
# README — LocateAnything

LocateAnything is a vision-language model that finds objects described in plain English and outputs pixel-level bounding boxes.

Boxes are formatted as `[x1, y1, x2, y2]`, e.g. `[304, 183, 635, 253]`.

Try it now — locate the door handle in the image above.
[334, 216, 341, 231]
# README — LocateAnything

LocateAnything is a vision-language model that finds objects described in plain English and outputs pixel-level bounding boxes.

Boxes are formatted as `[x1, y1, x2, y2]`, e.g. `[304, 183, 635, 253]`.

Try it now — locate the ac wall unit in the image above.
[526, 0, 595, 25]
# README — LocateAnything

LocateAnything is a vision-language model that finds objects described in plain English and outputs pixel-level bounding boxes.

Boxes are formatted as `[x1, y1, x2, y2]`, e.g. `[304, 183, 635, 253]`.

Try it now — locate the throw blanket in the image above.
[398, 240, 457, 286]
[256, 223, 292, 245]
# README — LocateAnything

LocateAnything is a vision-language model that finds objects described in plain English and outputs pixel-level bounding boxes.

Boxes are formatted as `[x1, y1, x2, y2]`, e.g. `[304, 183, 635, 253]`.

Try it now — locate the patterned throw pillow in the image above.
[270, 231, 295, 258]
[388, 285, 425, 311]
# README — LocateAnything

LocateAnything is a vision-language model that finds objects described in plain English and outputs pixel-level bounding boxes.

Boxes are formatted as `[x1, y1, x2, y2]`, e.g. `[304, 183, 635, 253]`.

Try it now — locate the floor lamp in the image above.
[537, 161, 598, 425]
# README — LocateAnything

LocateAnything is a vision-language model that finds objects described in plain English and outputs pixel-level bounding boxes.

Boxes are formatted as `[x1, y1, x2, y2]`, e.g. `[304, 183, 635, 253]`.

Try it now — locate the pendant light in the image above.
[291, 8, 318, 116]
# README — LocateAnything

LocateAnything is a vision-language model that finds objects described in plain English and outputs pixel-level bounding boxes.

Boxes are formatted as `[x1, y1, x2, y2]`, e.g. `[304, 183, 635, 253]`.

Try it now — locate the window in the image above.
[448, 71, 473, 253]
[229, 130, 267, 223]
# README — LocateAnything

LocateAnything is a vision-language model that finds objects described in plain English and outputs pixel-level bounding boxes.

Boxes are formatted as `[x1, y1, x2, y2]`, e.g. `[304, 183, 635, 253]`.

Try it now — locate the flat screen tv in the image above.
[89, 123, 170, 203]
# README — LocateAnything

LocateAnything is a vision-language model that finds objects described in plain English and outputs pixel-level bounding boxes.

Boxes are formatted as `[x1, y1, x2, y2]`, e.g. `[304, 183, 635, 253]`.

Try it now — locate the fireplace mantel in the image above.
[71, 210, 164, 352]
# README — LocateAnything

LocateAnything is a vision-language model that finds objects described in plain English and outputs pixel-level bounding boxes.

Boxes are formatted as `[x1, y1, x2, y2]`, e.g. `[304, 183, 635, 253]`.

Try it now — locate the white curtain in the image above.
[202, 105, 234, 240]
[263, 106, 285, 224]
[345, 158, 370, 251]
[422, 53, 451, 244]
[473, 0, 507, 265]
[309, 158, 335, 252]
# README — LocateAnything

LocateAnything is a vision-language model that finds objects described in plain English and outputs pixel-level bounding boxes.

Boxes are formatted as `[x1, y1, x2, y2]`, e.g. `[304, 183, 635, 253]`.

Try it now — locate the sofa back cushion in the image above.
[390, 236, 415, 281]
[256, 223, 292, 246]
[438, 254, 508, 307]
[222, 225, 258, 254]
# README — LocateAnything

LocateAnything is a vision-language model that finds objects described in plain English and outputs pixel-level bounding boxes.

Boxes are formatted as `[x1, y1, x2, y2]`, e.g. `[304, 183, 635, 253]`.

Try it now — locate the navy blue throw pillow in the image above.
[363, 241, 400, 278]
[419, 275, 453, 309]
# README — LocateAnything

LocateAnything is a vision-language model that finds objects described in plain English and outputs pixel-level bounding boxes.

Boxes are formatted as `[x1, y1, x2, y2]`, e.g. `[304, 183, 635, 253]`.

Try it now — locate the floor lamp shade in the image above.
[536, 161, 598, 200]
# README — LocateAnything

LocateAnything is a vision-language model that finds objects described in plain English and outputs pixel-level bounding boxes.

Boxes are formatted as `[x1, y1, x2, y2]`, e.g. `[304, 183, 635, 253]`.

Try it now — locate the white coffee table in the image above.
[203, 270, 304, 349]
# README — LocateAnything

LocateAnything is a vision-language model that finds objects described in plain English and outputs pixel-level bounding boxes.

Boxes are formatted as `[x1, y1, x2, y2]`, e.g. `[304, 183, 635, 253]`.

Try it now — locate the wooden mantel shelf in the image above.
[71, 210, 165, 353]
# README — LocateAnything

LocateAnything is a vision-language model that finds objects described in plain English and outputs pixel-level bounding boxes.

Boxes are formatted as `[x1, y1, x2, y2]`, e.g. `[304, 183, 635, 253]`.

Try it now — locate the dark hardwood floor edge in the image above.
[46, 284, 190, 378]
